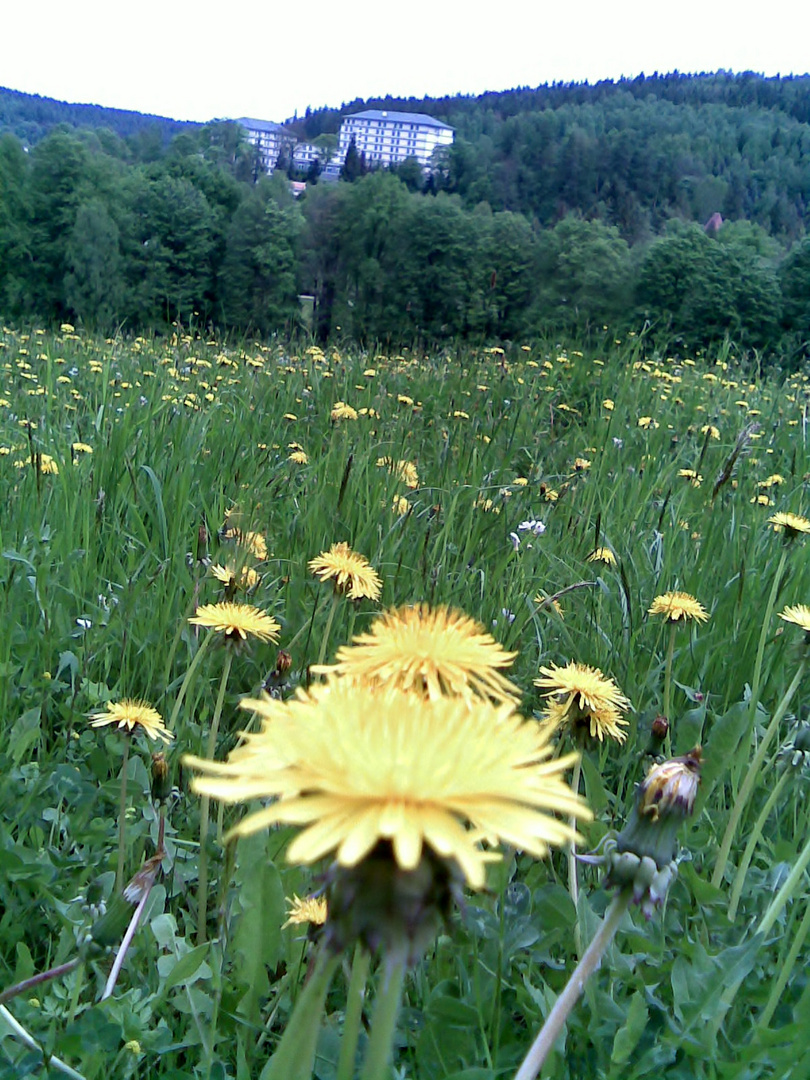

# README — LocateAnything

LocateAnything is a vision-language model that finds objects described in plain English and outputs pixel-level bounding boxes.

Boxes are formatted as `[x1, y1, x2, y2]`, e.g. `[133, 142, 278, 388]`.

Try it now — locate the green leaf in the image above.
[158, 943, 211, 991]
[610, 989, 648, 1065]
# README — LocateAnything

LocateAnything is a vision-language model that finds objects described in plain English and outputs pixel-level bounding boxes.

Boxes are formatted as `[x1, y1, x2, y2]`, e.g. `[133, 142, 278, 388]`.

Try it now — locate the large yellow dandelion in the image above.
[308, 542, 382, 601]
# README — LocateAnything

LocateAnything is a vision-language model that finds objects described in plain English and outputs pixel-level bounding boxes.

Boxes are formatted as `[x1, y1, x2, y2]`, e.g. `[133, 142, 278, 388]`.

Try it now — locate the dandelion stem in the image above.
[711, 658, 805, 889]
[359, 953, 407, 1080]
[317, 593, 341, 667]
[197, 650, 233, 946]
[336, 945, 371, 1080]
[262, 948, 340, 1080]
[0, 958, 80, 1006]
[727, 768, 790, 921]
[663, 621, 676, 726]
[115, 735, 131, 893]
[568, 755, 583, 956]
[167, 631, 212, 732]
[0, 1004, 87, 1080]
[514, 890, 630, 1080]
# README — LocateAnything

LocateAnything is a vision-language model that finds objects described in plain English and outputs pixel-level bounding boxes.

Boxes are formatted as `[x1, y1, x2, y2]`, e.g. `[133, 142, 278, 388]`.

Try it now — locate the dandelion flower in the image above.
[587, 547, 616, 566]
[779, 605, 810, 633]
[189, 601, 280, 643]
[331, 401, 358, 422]
[768, 512, 810, 539]
[283, 893, 328, 928]
[308, 542, 382, 601]
[288, 450, 309, 465]
[377, 456, 419, 488]
[314, 604, 519, 704]
[535, 661, 630, 743]
[89, 699, 173, 743]
[210, 564, 260, 591]
[648, 591, 710, 623]
[186, 682, 590, 890]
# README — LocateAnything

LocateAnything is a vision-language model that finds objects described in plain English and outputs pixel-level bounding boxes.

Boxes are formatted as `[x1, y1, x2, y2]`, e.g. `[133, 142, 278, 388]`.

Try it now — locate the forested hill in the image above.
[0, 86, 197, 147]
[3, 72, 810, 356]
[298, 71, 810, 242]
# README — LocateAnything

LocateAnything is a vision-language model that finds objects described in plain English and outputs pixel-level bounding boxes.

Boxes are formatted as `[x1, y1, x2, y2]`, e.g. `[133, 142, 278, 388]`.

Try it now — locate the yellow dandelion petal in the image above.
[185, 683, 591, 890]
[648, 591, 710, 623]
[779, 604, 810, 633]
[89, 699, 173, 743]
[587, 547, 616, 566]
[313, 604, 519, 704]
[308, 542, 382, 601]
[768, 512, 810, 538]
[189, 602, 280, 643]
[283, 893, 327, 928]
[535, 662, 630, 743]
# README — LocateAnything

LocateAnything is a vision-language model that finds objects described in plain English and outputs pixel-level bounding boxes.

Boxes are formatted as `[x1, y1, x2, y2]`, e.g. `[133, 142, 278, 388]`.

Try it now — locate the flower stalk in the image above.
[359, 954, 407, 1080]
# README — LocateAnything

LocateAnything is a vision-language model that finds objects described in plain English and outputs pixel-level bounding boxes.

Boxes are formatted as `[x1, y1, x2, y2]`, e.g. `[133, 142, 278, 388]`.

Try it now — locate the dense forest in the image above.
[2, 72, 810, 357]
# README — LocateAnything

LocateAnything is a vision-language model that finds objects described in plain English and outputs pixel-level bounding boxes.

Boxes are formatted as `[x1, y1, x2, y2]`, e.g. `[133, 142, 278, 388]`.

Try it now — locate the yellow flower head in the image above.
[376, 457, 419, 488]
[331, 401, 358, 422]
[313, 604, 519, 705]
[587, 547, 616, 566]
[308, 542, 382, 601]
[210, 564, 260, 591]
[283, 893, 328, 928]
[89, 699, 173, 743]
[648, 591, 709, 623]
[535, 661, 630, 743]
[185, 682, 591, 890]
[768, 512, 810, 539]
[189, 602, 280, 643]
[779, 604, 810, 634]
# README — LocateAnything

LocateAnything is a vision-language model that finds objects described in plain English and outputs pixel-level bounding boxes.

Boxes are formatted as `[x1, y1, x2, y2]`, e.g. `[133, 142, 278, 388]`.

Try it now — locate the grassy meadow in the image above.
[1, 324, 810, 1079]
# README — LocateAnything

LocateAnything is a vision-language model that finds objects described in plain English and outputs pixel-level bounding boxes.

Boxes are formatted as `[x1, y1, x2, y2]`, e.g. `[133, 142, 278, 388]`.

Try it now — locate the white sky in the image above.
[4, 0, 810, 124]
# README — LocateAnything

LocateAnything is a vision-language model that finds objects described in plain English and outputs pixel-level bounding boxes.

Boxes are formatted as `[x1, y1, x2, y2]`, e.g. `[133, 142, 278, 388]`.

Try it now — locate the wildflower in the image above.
[288, 450, 308, 464]
[518, 519, 546, 536]
[331, 401, 358, 422]
[89, 699, 173, 743]
[210, 563, 260, 591]
[602, 399, 615, 411]
[377, 457, 419, 488]
[587, 547, 616, 566]
[314, 603, 519, 704]
[779, 604, 810, 635]
[186, 681, 590, 892]
[535, 661, 630, 743]
[392, 495, 410, 516]
[283, 893, 328, 928]
[38, 453, 59, 475]
[758, 474, 784, 488]
[648, 591, 709, 623]
[189, 601, 280, 643]
[573, 457, 591, 471]
[72, 442, 93, 454]
[308, 542, 382, 601]
[678, 469, 703, 486]
[701, 425, 720, 439]
[768, 512, 810, 540]
[605, 748, 702, 916]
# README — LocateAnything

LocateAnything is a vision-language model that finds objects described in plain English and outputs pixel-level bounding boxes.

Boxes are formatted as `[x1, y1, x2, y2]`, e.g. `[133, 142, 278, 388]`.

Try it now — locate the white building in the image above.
[336, 110, 454, 170]
[237, 118, 295, 173]
[292, 141, 324, 171]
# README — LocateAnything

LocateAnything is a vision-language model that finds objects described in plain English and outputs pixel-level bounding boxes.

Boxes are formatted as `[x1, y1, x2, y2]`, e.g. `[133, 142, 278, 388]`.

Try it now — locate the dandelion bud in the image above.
[151, 752, 172, 804]
[605, 747, 702, 916]
[651, 715, 669, 742]
[274, 649, 292, 675]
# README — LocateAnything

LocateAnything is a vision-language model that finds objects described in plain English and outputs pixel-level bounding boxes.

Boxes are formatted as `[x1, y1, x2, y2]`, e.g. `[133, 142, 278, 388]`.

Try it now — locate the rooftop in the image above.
[346, 109, 454, 130]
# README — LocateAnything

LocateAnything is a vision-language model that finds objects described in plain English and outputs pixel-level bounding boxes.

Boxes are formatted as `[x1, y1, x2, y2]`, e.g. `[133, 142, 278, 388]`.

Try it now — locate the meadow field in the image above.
[1, 324, 810, 1079]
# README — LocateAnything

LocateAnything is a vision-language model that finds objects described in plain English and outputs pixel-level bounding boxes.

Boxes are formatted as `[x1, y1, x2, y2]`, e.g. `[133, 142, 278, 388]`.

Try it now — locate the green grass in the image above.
[1, 325, 810, 1078]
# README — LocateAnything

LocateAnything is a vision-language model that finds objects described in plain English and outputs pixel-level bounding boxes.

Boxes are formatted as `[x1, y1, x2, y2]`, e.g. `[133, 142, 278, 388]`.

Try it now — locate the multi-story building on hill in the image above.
[237, 117, 295, 172]
[335, 110, 454, 170]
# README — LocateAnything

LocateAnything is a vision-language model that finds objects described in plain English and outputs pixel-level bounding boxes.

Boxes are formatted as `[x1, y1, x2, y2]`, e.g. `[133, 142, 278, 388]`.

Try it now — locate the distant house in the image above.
[335, 110, 454, 171]
[292, 141, 323, 171]
[237, 117, 295, 172]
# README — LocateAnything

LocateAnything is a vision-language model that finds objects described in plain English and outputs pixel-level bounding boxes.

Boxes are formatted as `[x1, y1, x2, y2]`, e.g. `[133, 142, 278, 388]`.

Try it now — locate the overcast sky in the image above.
[5, 0, 810, 123]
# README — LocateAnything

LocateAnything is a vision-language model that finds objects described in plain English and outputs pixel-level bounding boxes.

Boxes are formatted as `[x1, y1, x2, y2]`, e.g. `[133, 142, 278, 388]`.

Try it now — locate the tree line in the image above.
[1, 109, 810, 358]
